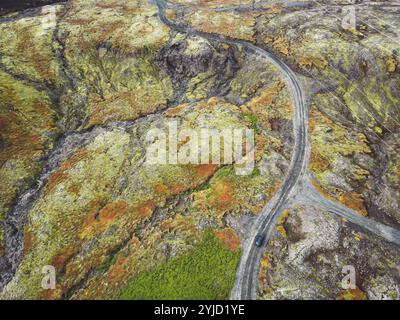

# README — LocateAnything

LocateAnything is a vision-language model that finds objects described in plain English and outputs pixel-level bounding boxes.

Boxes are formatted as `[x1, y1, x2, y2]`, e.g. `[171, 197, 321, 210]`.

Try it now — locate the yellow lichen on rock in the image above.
[188, 9, 256, 41]
[61, 0, 174, 128]
[0, 71, 58, 218]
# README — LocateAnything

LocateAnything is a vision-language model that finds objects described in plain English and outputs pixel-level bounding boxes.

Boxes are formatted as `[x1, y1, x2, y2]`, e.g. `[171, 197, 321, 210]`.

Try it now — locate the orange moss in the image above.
[154, 183, 169, 195]
[214, 228, 241, 252]
[164, 103, 189, 117]
[309, 111, 316, 132]
[298, 56, 327, 69]
[254, 134, 267, 161]
[107, 256, 129, 283]
[98, 201, 129, 222]
[265, 180, 282, 201]
[136, 201, 156, 219]
[246, 82, 284, 111]
[311, 178, 337, 202]
[52, 246, 77, 272]
[160, 214, 199, 237]
[86, 91, 168, 128]
[276, 210, 289, 238]
[339, 192, 368, 217]
[40, 286, 63, 301]
[80, 200, 129, 239]
[59, 149, 90, 171]
[194, 178, 238, 216]
[215, 181, 234, 206]
[45, 172, 70, 196]
[312, 179, 368, 217]
[193, 10, 256, 42]
[23, 229, 33, 257]
[86, 197, 108, 217]
[268, 35, 289, 56]
[165, 9, 177, 21]
[264, 3, 282, 14]
[45, 149, 90, 195]
[259, 252, 273, 290]
[13, 25, 57, 82]
[155, 181, 187, 196]
[192, 164, 218, 178]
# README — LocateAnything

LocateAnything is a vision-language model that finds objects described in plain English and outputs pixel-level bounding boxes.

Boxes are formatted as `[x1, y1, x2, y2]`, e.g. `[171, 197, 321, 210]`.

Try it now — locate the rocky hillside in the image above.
[0, 0, 293, 299]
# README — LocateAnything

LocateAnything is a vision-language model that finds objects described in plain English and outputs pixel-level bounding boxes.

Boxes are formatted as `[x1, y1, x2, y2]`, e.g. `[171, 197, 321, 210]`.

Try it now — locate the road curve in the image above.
[153, 0, 310, 300]
[299, 179, 400, 246]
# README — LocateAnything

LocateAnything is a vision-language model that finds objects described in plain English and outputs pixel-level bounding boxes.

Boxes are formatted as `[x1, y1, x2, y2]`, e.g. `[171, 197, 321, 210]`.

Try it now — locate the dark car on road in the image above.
[255, 234, 266, 247]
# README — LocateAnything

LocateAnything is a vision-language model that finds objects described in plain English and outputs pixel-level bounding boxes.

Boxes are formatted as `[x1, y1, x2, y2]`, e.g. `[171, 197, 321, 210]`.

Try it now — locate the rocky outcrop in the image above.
[258, 206, 400, 300]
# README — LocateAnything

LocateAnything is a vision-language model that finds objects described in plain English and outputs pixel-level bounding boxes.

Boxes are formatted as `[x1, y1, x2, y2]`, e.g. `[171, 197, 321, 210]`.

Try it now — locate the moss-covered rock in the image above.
[1, 91, 291, 298]
[0, 70, 58, 218]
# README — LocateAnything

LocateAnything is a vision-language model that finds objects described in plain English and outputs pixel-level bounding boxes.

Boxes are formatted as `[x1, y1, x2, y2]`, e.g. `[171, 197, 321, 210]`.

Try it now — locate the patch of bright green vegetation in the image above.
[95, 255, 118, 273]
[119, 230, 241, 300]
[251, 167, 261, 177]
[243, 112, 260, 134]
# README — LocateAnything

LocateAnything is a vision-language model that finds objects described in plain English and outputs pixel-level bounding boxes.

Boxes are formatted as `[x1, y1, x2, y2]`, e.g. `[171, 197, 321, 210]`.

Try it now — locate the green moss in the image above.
[251, 167, 261, 177]
[244, 112, 260, 134]
[0, 70, 58, 218]
[95, 255, 118, 273]
[185, 70, 215, 101]
[119, 230, 241, 300]
[214, 166, 235, 180]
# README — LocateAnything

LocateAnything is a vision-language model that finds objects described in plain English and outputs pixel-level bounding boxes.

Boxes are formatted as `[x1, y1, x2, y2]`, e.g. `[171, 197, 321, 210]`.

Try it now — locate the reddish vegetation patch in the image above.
[40, 285, 63, 301]
[23, 229, 34, 257]
[192, 164, 218, 178]
[265, 180, 282, 202]
[210, 180, 236, 212]
[311, 179, 368, 217]
[309, 111, 316, 132]
[258, 252, 273, 295]
[247, 83, 283, 110]
[59, 148, 90, 171]
[154, 181, 186, 196]
[254, 135, 267, 161]
[154, 183, 169, 195]
[98, 200, 129, 222]
[45, 148, 90, 195]
[46, 171, 70, 195]
[136, 201, 156, 219]
[164, 104, 189, 117]
[52, 246, 77, 273]
[80, 200, 129, 238]
[192, 10, 256, 42]
[13, 24, 57, 82]
[264, 34, 290, 56]
[0, 112, 46, 166]
[107, 256, 130, 284]
[339, 192, 368, 217]
[297, 56, 327, 69]
[214, 228, 241, 251]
